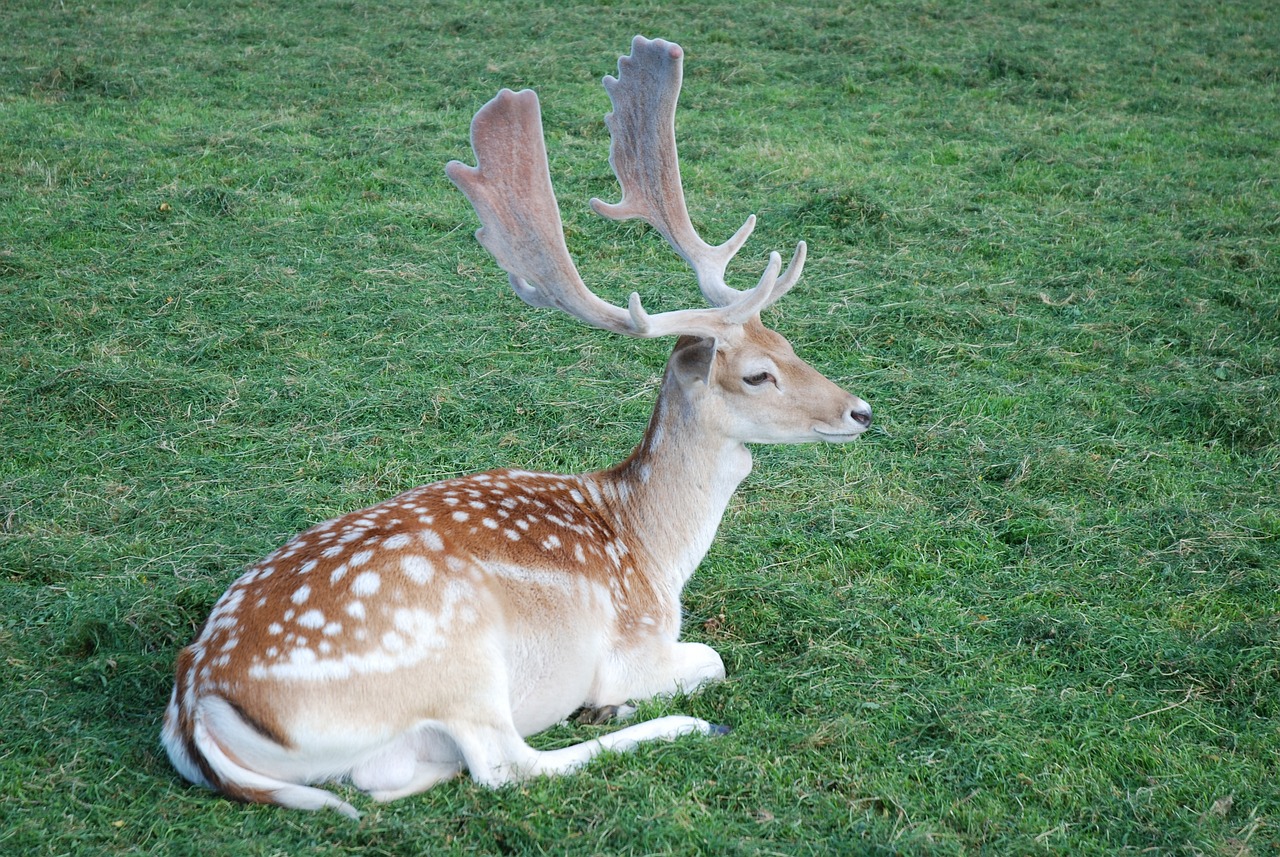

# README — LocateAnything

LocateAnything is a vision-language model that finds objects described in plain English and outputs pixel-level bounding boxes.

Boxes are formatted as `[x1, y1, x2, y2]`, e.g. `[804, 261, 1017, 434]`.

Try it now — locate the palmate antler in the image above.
[445, 36, 804, 342]
[591, 37, 806, 309]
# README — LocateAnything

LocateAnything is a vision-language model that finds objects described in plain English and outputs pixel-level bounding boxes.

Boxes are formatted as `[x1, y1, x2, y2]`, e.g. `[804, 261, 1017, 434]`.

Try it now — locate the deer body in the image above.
[163, 37, 870, 817]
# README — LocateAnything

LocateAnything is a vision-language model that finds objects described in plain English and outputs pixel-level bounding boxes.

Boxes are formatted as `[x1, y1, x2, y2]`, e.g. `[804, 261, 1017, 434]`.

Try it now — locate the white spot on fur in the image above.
[297, 609, 325, 629]
[419, 529, 444, 551]
[291, 585, 311, 605]
[352, 571, 381, 597]
[402, 554, 434, 585]
[383, 533, 411, 550]
[351, 550, 373, 567]
[347, 601, 366, 620]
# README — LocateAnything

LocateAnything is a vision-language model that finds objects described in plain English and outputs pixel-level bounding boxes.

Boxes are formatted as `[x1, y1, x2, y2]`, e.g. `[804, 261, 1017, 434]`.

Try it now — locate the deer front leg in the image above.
[661, 641, 726, 694]
[594, 640, 726, 711]
[571, 703, 638, 725]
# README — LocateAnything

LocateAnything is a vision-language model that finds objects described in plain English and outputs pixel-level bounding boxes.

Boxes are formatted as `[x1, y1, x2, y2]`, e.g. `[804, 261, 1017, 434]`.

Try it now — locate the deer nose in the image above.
[850, 400, 872, 428]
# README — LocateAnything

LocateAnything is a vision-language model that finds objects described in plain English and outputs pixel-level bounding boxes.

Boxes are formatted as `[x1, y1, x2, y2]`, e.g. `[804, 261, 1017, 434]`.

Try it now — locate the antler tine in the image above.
[771, 240, 808, 304]
[589, 36, 805, 311]
[447, 88, 752, 342]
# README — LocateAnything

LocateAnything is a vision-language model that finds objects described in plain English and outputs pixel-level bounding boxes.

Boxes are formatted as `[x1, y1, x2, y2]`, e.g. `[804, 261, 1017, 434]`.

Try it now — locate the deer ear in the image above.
[670, 335, 718, 386]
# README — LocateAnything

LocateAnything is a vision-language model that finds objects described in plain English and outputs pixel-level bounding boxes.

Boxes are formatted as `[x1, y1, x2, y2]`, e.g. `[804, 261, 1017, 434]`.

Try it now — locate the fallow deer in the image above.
[161, 36, 871, 818]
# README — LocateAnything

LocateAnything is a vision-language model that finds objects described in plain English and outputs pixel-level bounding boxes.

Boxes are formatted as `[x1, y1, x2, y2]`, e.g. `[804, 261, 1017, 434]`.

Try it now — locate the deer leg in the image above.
[663, 641, 726, 693]
[448, 714, 720, 786]
[364, 761, 462, 802]
[615, 640, 725, 701]
[571, 702, 638, 725]
[351, 724, 465, 801]
[573, 641, 725, 726]
[585, 640, 726, 724]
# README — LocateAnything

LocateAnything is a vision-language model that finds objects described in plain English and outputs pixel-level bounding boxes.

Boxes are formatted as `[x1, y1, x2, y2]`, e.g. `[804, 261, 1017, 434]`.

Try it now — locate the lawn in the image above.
[1, 0, 1277, 854]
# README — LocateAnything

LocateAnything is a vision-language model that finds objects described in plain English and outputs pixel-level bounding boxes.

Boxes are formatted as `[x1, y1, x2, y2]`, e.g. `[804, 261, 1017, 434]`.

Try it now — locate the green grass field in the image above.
[2, 0, 1277, 853]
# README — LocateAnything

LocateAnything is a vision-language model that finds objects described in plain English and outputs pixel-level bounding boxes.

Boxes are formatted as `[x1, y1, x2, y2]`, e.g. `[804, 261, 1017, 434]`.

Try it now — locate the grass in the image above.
[1, 0, 1277, 853]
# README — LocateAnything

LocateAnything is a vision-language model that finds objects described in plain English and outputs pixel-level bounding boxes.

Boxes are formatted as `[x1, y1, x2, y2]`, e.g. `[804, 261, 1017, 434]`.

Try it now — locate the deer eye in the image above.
[743, 371, 775, 387]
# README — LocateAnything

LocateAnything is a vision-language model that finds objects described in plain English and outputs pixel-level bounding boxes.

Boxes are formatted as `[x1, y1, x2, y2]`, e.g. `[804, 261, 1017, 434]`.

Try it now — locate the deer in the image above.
[161, 35, 872, 819]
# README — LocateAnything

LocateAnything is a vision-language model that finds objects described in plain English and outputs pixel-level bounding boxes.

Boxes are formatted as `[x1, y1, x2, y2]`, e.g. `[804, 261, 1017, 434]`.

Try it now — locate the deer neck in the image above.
[592, 370, 751, 588]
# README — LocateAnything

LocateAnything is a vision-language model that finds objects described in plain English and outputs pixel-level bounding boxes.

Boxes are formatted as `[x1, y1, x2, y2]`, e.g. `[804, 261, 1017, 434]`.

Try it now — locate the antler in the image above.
[446, 38, 805, 340]
[446, 88, 780, 340]
[590, 36, 806, 309]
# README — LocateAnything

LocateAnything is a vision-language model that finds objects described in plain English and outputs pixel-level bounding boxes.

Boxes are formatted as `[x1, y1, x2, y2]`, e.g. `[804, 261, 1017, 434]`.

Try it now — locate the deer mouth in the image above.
[814, 427, 867, 442]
